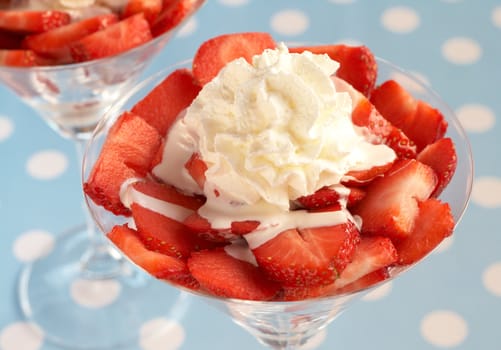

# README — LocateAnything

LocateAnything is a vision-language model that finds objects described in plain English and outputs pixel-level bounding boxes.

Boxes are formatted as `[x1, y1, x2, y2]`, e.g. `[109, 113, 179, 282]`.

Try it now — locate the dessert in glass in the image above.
[0, 0, 206, 348]
[83, 32, 473, 349]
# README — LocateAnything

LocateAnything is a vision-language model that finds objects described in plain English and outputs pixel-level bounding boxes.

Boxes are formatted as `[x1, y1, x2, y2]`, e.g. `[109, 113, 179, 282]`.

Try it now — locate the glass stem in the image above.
[74, 137, 124, 280]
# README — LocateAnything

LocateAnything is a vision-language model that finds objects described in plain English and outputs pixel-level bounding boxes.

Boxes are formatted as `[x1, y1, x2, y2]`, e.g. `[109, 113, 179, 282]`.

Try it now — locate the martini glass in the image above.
[83, 57, 473, 349]
[0, 2, 205, 349]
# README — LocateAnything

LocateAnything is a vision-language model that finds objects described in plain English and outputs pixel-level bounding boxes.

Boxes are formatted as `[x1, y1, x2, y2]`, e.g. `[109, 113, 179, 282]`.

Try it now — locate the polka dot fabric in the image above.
[0, 1, 499, 349]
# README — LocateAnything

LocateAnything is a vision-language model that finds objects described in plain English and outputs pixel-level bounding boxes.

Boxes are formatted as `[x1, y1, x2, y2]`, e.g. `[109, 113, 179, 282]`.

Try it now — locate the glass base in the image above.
[18, 225, 191, 349]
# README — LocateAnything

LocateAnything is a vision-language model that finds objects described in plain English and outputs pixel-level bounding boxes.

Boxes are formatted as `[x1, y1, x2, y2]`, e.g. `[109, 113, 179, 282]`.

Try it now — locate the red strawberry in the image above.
[84, 111, 163, 216]
[289, 44, 377, 97]
[131, 68, 201, 136]
[352, 159, 437, 240]
[22, 13, 118, 62]
[123, 0, 162, 24]
[334, 267, 390, 295]
[0, 49, 43, 67]
[132, 180, 205, 211]
[334, 76, 416, 159]
[394, 198, 454, 265]
[370, 79, 447, 151]
[187, 248, 281, 300]
[107, 224, 191, 280]
[332, 236, 398, 289]
[151, 0, 205, 37]
[296, 186, 366, 210]
[192, 32, 276, 86]
[0, 10, 71, 33]
[131, 203, 207, 259]
[252, 221, 361, 287]
[417, 137, 457, 197]
[183, 212, 244, 243]
[184, 152, 207, 190]
[70, 13, 152, 62]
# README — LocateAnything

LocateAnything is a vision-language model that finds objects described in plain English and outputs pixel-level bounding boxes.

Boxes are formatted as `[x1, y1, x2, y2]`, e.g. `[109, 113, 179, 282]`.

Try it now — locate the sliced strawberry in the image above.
[131, 203, 207, 259]
[394, 198, 454, 265]
[0, 10, 71, 33]
[188, 248, 281, 300]
[131, 68, 201, 136]
[184, 152, 207, 190]
[107, 224, 191, 280]
[296, 186, 366, 210]
[22, 13, 118, 62]
[0, 49, 40, 66]
[84, 111, 163, 216]
[123, 0, 162, 24]
[352, 159, 437, 240]
[370, 79, 447, 151]
[192, 32, 276, 86]
[334, 267, 390, 295]
[183, 212, 242, 243]
[70, 13, 152, 62]
[151, 0, 205, 37]
[333, 236, 398, 289]
[417, 137, 457, 197]
[252, 221, 360, 287]
[334, 76, 416, 159]
[289, 44, 377, 97]
[132, 180, 205, 211]
[231, 220, 260, 235]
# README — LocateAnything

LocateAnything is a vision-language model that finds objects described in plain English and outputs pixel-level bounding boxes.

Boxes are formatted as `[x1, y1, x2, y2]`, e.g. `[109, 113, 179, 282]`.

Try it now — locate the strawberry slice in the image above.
[22, 13, 118, 62]
[187, 248, 281, 300]
[394, 198, 454, 265]
[131, 203, 207, 259]
[132, 180, 205, 211]
[370, 79, 448, 151]
[252, 221, 361, 287]
[70, 13, 152, 62]
[289, 44, 377, 97]
[0, 49, 44, 67]
[333, 76, 416, 159]
[334, 267, 390, 295]
[107, 224, 191, 280]
[352, 159, 437, 240]
[123, 0, 163, 24]
[131, 68, 202, 136]
[417, 137, 457, 197]
[184, 152, 207, 190]
[151, 0, 205, 37]
[84, 111, 163, 216]
[332, 236, 398, 289]
[183, 212, 251, 242]
[296, 186, 366, 210]
[192, 32, 276, 86]
[0, 10, 71, 33]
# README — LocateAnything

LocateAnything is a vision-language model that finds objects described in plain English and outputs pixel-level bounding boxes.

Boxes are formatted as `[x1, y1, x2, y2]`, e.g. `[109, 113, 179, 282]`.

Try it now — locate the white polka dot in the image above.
[271, 9, 309, 36]
[13, 230, 55, 263]
[421, 310, 468, 347]
[298, 329, 327, 349]
[335, 38, 363, 46]
[483, 262, 501, 297]
[493, 6, 501, 28]
[139, 318, 185, 350]
[70, 278, 122, 308]
[381, 6, 420, 34]
[389, 71, 430, 94]
[456, 104, 496, 133]
[26, 150, 68, 180]
[0, 116, 14, 141]
[328, 0, 356, 4]
[471, 176, 501, 208]
[433, 236, 454, 254]
[176, 17, 197, 37]
[442, 37, 482, 65]
[218, 0, 249, 6]
[0, 322, 44, 350]
[362, 281, 392, 301]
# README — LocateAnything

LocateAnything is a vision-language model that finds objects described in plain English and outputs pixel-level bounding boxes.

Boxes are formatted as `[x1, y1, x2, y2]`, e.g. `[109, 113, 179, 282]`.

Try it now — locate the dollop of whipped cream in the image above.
[154, 43, 395, 217]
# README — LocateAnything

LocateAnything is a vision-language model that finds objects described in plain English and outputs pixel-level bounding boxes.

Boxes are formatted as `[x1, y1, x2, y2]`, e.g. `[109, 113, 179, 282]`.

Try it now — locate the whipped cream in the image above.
[154, 44, 395, 216]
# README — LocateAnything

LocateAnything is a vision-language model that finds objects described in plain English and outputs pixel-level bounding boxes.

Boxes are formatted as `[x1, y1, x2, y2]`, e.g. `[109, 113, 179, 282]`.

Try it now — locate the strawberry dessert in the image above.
[84, 32, 458, 301]
[0, 0, 201, 66]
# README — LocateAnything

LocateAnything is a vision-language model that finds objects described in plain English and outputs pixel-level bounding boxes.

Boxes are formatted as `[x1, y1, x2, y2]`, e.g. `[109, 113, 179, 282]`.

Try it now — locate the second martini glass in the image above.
[82, 55, 474, 349]
[0, 2, 205, 349]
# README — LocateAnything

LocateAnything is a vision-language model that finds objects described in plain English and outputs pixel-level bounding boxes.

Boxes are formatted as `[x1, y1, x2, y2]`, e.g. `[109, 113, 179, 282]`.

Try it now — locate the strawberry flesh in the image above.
[0, 10, 71, 33]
